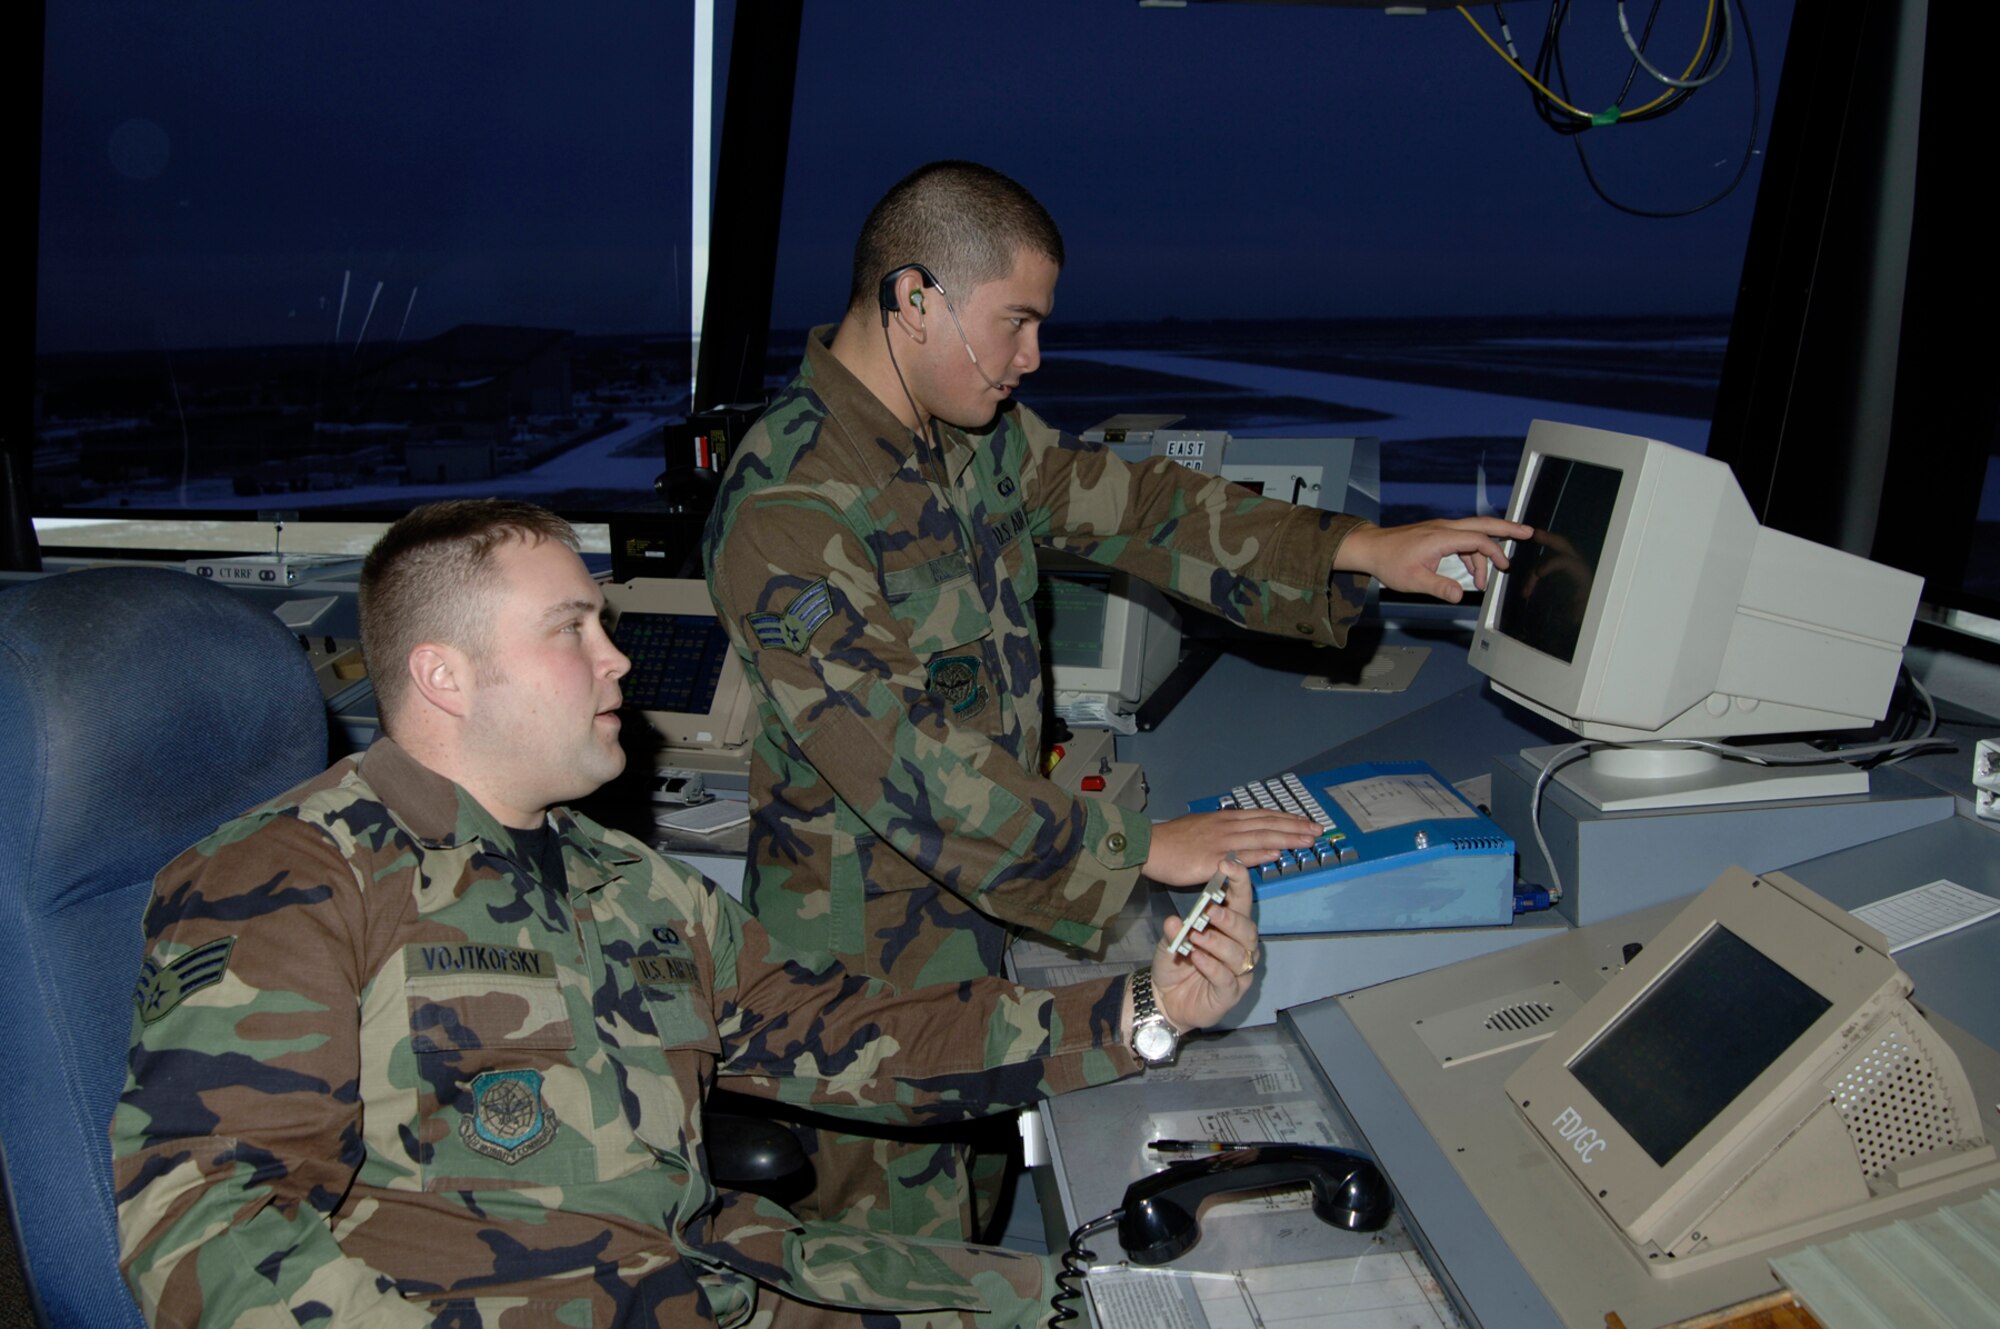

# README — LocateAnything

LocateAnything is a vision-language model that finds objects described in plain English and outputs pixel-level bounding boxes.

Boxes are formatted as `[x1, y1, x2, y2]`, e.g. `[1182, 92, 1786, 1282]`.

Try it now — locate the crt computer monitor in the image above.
[1504, 866, 1998, 1274]
[1468, 421, 1923, 804]
[1042, 432, 1380, 729]
[1037, 555, 1182, 732]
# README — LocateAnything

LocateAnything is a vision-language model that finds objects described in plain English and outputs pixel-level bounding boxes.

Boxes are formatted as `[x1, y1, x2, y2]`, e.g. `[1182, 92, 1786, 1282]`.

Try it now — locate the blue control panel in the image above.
[1188, 760, 1517, 933]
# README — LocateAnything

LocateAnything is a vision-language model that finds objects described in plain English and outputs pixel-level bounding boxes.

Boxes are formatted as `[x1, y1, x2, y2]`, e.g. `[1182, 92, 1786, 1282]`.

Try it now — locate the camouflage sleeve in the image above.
[110, 816, 429, 1328]
[1017, 410, 1372, 644]
[708, 891, 1138, 1126]
[710, 491, 1152, 947]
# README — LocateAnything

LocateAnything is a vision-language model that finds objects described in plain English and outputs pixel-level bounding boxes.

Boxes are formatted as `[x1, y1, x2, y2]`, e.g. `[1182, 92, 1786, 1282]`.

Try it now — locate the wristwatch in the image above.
[1129, 968, 1181, 1066]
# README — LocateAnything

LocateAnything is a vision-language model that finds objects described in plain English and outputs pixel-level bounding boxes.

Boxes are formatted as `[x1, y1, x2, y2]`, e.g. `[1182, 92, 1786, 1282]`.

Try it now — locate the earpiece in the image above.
[878, 262, 940, 327]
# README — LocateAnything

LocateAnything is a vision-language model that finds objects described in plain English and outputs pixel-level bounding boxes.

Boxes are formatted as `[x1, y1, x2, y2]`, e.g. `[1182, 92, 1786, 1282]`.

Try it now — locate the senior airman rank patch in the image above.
[746, 577, 834, 655]
[460, 1068, 558, 1164]
[927, 655, 987, 719]
[133, 936, 236, 1024]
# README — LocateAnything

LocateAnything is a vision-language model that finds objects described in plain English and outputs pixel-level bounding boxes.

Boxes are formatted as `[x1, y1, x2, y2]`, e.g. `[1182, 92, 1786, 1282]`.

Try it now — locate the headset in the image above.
[876, 262, 1006, 392]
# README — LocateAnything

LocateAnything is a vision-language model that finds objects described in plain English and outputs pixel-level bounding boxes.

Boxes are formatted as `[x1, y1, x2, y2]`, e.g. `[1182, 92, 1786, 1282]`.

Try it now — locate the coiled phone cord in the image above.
[1051, 1208, 1123, 1325]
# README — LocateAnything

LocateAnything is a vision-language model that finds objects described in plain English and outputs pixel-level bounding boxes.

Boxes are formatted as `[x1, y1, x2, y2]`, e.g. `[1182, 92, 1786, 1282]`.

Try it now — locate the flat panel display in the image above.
[613, 611, 731, 715]
[1572, 925, 1832, 1167]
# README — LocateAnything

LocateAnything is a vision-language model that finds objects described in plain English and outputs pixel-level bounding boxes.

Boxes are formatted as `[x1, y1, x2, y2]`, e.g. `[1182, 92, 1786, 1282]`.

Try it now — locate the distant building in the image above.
[405, 434, 500, 486]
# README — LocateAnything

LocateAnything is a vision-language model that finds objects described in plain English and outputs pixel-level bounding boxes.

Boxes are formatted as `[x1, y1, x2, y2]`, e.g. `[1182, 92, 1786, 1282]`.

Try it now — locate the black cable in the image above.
[1534, 0, 1707, 136]
[1811, 665, 1950, 768]
[1052, 1210, 1122, 1326]
[880, 319, 949, 484]
[1572, 0, 1762, 218]
[1499, 0, 1758, 217]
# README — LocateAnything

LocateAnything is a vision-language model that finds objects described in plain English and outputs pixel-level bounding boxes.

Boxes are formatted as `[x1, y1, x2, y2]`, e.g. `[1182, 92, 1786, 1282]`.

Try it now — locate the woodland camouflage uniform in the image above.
[703, 329, 1368, 1238]
[112, 737, 1138, 1327]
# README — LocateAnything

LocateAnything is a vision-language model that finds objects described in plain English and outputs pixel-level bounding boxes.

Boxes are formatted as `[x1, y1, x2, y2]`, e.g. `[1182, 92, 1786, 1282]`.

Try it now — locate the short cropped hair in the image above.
[846, 160, 1064, 314]
[359, 499, 579, 731]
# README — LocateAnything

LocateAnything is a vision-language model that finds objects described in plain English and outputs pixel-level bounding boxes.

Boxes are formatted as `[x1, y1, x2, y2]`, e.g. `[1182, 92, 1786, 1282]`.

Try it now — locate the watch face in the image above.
[1135, 1021, 1177, 1062]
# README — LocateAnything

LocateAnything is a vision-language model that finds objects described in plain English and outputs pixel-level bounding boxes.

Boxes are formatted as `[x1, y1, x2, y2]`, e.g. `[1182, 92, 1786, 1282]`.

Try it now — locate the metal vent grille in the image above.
[1484, 1001, 1557, 1034]
[1832, 1017, 1968, 1179]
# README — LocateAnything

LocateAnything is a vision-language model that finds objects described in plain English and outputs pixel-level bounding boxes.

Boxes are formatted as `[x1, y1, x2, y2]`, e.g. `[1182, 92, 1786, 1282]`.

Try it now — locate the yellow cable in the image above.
[1457, 6, 1589, 118]
[1456, 1, 1722, 126]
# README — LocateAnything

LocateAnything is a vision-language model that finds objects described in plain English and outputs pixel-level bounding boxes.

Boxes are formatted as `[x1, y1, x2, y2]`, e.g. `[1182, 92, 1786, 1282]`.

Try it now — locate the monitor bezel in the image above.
[1473, 422, 1647, 721]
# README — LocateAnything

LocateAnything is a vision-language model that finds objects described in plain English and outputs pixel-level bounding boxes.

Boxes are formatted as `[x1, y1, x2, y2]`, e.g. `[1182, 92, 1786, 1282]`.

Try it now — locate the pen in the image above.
[1148, 1139, 1297, 1154]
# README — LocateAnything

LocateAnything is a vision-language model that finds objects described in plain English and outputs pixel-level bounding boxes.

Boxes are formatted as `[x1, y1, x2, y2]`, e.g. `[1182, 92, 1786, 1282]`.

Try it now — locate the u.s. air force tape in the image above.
[746, 577, 834, 654]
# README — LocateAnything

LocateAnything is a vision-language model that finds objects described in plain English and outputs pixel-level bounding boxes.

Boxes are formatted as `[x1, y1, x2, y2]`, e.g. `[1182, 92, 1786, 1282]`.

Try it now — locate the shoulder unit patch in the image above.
[746, 577, 835, 655]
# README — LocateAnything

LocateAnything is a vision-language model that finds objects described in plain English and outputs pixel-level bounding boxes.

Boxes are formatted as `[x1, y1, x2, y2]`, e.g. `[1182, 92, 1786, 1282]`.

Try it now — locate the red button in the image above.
[1082, 775, 1106, 792]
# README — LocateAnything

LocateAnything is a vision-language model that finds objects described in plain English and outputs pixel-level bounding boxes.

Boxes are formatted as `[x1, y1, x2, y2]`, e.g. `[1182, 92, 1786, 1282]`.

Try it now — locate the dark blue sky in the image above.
[773, 0, 1792, 325]
[38, 1, 1793, 351]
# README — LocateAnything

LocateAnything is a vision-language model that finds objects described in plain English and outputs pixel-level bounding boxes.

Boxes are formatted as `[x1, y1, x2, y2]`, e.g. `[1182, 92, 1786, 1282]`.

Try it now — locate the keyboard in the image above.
[1189, 761, 1516, 934]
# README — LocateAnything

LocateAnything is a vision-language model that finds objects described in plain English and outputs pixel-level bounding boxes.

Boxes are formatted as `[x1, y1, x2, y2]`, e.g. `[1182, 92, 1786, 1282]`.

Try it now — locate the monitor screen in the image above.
[1571, 925, 1831, 1167]
[1039, 571, 1113, 669]
[1494, 457, 1622, 665]
[613, 611, 732, 715]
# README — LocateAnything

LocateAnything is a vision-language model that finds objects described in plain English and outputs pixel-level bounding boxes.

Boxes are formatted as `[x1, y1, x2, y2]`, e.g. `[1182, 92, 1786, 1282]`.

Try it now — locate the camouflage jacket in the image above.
[704, 329, 1369, 987]
[111, 738, 1136, 1327]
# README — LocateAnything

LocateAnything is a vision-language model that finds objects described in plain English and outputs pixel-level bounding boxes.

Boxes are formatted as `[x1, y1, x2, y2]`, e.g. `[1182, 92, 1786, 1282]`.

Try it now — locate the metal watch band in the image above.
[1130, 968, 1180, 1065]
[1132, 967, 1157, 1021]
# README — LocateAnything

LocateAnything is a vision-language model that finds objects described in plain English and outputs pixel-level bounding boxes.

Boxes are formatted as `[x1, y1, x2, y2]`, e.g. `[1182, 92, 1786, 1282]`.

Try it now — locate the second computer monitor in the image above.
[1038, 554, 1182, 732]
[602, 578, 757, 775]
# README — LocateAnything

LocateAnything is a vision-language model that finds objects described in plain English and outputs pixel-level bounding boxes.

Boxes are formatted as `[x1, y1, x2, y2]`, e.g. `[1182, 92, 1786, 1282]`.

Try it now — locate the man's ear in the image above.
[891, 268, 932, 342]
[408, 642, 473, 719]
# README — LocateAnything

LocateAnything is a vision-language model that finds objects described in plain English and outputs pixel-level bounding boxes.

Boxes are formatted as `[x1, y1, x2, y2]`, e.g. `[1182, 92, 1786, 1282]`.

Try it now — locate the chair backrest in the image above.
[0, 567, 328, 1327]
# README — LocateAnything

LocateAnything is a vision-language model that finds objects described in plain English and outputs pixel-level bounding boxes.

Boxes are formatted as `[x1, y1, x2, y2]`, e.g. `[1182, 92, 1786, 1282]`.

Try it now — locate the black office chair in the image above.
[0, 568, 328, 1327]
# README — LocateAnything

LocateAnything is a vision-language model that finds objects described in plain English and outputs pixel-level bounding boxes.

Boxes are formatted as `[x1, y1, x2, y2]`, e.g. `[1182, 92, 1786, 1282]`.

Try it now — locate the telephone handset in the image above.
[1116, 1144, 1394, 1265]
[1051, 1145, 1396, 1322]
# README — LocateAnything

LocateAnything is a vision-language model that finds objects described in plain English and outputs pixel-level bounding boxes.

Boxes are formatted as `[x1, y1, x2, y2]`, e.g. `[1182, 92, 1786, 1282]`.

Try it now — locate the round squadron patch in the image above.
[460, 1068, 559, 1165]
[927, 655, 987, 719]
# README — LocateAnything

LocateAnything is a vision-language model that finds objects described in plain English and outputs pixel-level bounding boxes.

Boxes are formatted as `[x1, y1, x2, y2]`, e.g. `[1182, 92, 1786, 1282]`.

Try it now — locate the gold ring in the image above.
[1237, 950, 1258, 975]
